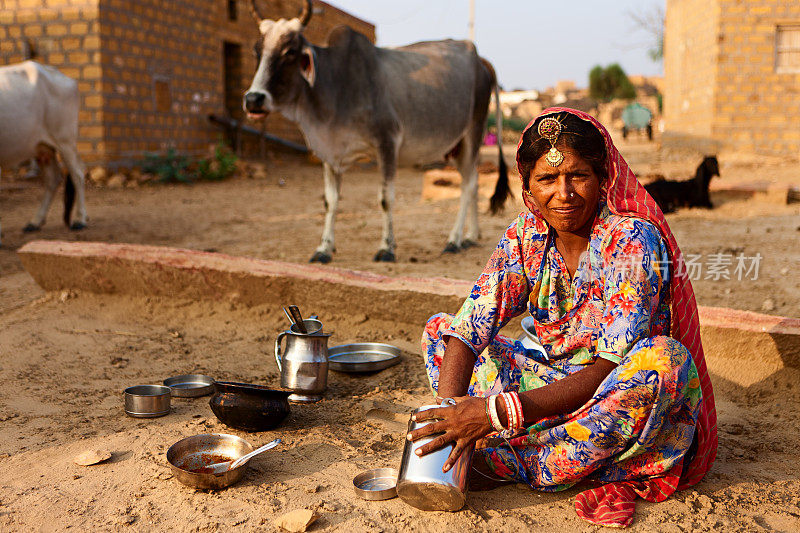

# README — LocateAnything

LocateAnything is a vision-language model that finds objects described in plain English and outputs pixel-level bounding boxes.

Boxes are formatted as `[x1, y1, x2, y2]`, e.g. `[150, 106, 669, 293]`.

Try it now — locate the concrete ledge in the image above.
[17, 240, 471, 326]
[17, 240, 800, 371]
[698, 305, 800, 336]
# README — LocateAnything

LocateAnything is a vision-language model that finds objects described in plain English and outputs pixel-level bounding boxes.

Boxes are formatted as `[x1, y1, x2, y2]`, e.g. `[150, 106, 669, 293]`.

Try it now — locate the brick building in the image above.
[663, 0, 800, 157]
[0, 0, 375, 167]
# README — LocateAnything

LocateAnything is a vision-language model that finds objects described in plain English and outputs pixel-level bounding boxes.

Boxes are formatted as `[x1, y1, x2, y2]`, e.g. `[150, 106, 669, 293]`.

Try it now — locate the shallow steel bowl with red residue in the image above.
[166, 433, 254, 489]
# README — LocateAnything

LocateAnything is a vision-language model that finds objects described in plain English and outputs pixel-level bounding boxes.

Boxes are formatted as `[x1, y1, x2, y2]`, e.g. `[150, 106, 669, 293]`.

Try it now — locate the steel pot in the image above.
[396, 399, 474, 511]
[124, 385, 171, 418]
[274, 319, 330, 402]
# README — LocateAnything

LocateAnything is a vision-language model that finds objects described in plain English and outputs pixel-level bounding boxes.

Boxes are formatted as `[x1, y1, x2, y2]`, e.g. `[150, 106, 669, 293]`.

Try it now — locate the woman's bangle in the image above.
[487, 394, 504, 432]
[500, 392, 524, 430]
[500, 392, 514, 430]
[484, 397, 493, 429]
[511, 393, 520, 429]
[509, 392, 524, 430]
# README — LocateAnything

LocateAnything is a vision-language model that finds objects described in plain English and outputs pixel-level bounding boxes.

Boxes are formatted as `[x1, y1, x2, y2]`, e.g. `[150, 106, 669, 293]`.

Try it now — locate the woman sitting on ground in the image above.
[410, 108, 717, 527]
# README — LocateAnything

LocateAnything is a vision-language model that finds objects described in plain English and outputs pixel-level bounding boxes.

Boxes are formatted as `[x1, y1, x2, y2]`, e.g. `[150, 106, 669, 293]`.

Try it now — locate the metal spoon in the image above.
[287, 305, 307, 334]
[282, 306, 296, 328]
[203, 438, 281, 474]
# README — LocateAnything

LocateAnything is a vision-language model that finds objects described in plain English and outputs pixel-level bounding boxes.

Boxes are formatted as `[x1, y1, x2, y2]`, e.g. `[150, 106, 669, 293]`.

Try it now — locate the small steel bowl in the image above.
[353, 468, 398, 500]
[163, 374, 215, 398]
[166, 433, 254, 490]
[124, 385, 171, 418]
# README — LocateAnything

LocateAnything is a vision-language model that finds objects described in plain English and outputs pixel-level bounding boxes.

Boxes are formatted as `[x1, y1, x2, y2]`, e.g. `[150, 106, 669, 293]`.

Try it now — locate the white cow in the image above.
[0, 61, 88, 246]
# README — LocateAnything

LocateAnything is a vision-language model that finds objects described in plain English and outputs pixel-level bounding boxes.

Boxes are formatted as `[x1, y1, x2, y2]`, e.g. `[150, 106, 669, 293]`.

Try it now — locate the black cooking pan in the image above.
[209, 381, 291, 431]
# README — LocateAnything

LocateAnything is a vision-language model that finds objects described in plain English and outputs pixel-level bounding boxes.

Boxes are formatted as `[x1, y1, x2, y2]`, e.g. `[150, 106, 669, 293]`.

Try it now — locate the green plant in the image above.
[142, 148, 195, 183]
[197, 141, 237, 181]
[140, 140, 238, 184]
[589, 64, 637, 103]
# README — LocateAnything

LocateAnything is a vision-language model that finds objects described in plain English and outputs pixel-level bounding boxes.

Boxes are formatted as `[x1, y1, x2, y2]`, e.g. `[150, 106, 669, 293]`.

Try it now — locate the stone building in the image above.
[0, 0, 375, 167]
[663, 0, 800, 157]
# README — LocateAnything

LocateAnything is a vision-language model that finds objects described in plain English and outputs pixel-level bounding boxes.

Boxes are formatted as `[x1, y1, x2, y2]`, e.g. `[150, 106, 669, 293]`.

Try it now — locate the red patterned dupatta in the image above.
[516, 108, 717, 527]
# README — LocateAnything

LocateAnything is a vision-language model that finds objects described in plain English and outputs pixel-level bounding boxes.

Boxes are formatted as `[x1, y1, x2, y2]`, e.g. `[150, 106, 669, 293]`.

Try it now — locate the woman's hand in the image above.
[406, 396, 492, 472]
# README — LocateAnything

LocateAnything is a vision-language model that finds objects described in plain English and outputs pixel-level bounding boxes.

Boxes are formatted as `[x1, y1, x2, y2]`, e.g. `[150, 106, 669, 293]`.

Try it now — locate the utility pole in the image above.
[468, 0, 475, 42]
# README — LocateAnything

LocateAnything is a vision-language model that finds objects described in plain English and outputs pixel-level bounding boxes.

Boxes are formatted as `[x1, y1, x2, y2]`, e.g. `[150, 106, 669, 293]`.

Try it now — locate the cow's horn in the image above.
[249, 0, 264, 24]
[299, 0, 313, 26]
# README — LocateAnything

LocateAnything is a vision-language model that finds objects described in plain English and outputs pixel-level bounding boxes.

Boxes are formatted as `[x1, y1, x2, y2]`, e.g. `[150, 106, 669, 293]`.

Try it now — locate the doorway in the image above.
[223, 41, 243, 120]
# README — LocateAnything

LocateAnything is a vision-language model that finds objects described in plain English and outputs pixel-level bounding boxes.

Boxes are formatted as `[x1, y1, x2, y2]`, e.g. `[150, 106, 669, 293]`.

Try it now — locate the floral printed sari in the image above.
[421, 108, 717, 527]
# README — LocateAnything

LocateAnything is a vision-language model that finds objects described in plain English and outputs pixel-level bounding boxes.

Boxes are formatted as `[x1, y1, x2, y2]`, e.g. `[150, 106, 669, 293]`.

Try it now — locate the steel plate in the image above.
[164, 374, 216, 397]
[328, 343, 401, 373]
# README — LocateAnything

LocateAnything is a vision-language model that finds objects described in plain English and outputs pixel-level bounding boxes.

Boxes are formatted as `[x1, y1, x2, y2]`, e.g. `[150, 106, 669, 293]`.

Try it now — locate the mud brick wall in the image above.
[0, 0, 103, 163]
[664, 0, 800, 157]
[96, 0, 221, 165]
[98, 0, 375, 167]
[712, 0, 800, 156]
[1, 0, 375, 168]
[663, 0, 721, 150]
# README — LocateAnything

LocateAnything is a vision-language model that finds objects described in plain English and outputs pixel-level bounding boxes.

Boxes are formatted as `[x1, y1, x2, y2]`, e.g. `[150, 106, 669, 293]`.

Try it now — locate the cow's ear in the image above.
[300, 45, 315, 87]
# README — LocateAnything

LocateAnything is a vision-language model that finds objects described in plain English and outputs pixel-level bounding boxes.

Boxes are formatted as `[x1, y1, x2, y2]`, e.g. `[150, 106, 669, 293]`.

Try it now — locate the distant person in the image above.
[409, 108, 716, 527]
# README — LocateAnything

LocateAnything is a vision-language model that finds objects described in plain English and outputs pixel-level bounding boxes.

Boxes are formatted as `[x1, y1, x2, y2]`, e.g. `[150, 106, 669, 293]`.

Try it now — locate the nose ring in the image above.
[569, 192, 575, 198]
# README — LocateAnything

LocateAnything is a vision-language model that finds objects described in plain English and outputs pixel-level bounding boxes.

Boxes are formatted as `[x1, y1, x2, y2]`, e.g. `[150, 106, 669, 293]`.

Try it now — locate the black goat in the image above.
[644, 156, 720, 214]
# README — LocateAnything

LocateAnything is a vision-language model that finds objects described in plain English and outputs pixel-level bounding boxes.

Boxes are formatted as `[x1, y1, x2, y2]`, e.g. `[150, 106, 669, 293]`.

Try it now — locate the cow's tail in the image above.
[489, 75, 510, 214]
[64, 174, 75, 227]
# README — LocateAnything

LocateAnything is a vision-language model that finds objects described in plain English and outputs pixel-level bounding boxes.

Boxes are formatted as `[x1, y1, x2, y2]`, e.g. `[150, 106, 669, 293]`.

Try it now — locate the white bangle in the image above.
[511, 394, 519, 429]
[502, 392, 517, 430]
[488, 394, 504, 432]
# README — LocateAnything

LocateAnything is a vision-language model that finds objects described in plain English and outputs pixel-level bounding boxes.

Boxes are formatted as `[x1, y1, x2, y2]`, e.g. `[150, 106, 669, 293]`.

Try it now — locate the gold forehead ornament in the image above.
[537, 116, 565, 167]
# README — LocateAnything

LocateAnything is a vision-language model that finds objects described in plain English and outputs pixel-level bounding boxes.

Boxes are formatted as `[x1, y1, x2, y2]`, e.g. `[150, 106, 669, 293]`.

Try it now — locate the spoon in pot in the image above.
[282, 306, 297, 328]
[287, 305, 307, 334]
[204, 438, 281, 474]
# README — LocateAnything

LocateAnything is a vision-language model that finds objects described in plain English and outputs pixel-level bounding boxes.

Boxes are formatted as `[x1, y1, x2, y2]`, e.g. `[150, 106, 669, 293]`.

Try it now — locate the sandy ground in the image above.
[1, 137, 799, 531]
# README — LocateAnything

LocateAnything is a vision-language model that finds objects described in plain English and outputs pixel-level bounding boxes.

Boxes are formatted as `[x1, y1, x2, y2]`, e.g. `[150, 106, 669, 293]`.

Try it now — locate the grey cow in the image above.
[0, 61, 88, 246]
[244, 0, 509, 263]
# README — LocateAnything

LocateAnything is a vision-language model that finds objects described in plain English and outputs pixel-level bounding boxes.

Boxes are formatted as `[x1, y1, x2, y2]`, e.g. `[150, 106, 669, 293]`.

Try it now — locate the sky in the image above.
[327, 0, 666, 91]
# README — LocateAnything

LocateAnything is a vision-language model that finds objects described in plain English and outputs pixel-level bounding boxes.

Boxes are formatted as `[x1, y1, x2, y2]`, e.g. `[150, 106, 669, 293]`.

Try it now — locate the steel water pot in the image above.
[396, 399, 474, 511]
[274, 318, 330, 402]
